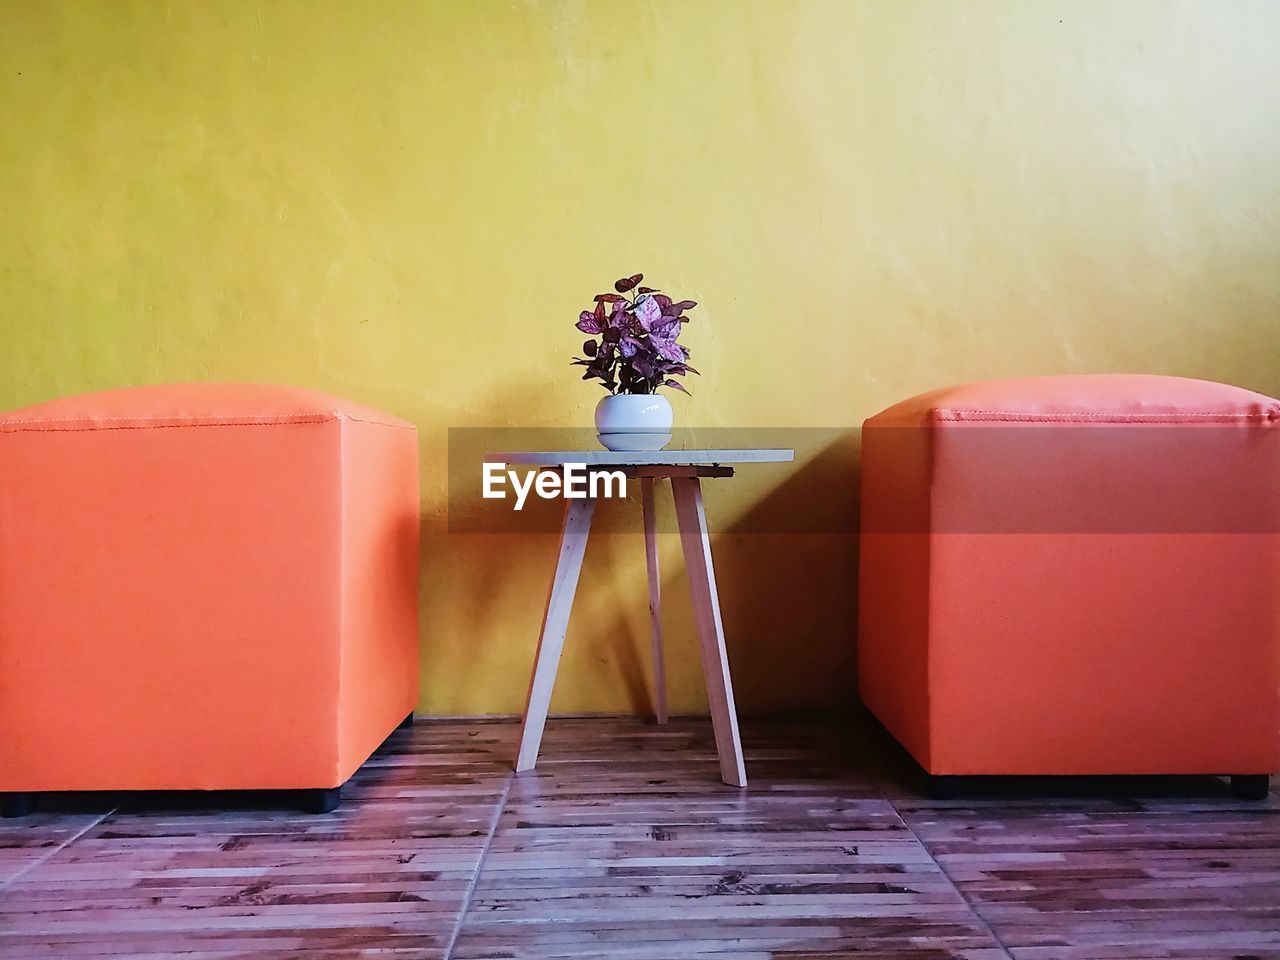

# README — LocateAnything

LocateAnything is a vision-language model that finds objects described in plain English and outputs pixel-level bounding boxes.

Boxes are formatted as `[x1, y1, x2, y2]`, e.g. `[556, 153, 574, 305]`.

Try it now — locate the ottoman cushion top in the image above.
[0, 383, 414, 432]
[868, 374, 1280, 425]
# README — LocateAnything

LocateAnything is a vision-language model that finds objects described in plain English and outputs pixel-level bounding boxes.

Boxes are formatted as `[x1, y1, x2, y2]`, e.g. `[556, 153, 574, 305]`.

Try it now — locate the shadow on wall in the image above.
[708, 430, 860, 715]
[417, 489, 679, 718]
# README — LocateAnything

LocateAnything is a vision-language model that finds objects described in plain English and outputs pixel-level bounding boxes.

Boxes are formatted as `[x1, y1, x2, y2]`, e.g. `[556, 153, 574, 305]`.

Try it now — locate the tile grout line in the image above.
[884, 795, 1018, 960]
[847, 730, 1018, 960]
[442, 773, 513, 960]
[0, 807, 117, 893]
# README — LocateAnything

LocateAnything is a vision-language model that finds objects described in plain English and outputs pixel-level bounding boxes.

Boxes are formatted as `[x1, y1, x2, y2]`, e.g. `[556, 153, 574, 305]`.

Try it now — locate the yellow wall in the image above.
[3, 1, 1278, 716]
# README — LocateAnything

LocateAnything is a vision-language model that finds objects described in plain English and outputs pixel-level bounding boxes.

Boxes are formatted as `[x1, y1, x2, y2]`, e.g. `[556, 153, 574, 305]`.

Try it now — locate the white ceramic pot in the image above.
[595, 394, 673, 451]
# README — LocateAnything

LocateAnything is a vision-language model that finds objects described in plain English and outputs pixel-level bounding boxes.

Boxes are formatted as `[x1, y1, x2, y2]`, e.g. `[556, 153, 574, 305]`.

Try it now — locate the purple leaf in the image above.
[652, 317, 681, 340]
[576, 311, 603, 334]
[583, 340, 598, 357]
[618, 335, 644, 358]
[594, 293, 626, 304]
[614, 273, 643, 293]
[634, 294, 663, 332]
[588, 357, 618, 380]
[650, 336, 684, 362]
[664, 379, 691, 395]
[672, 300, 697, 312]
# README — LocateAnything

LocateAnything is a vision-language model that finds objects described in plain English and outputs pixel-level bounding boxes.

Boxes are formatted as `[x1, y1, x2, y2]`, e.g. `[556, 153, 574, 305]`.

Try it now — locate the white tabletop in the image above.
[484, 449, 794, 467]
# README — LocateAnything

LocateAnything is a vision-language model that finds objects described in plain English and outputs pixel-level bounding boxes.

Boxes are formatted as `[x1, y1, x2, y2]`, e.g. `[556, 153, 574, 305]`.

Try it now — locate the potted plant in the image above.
[572, 273, 699, 451]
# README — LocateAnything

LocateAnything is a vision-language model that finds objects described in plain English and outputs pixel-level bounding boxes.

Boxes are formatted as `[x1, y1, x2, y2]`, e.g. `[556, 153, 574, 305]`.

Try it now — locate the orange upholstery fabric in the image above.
[0, 384, 420, 791]
[859, 375, 1280, 776]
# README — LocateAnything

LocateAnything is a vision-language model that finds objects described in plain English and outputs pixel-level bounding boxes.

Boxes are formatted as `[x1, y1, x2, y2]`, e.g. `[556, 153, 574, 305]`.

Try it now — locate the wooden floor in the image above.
[1, 716, 1277, 959]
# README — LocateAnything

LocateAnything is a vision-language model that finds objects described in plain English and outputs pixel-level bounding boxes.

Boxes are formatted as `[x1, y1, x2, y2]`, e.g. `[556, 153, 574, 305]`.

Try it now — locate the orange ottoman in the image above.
[0, 384, 420, 816]
[859, 375, 1280, 798]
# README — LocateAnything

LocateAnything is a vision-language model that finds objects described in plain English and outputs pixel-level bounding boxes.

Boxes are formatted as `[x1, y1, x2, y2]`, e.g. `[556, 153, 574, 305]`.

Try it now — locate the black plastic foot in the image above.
[300, 786, 341, 814]
[398, 712, 415, 729]
[1, 793, 33, 818]
[1230, 775, 1270, 801]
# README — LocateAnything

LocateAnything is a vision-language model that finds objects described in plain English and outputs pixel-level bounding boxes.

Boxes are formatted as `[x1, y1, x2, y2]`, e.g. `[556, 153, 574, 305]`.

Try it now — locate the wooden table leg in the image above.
[641, 477, 668, 724]
[671, 477, 747, 787]
[514, 495, 596, 773]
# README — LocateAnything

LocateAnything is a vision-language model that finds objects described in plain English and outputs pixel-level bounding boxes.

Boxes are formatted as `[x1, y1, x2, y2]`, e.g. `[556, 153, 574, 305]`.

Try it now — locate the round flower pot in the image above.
[595, 394, 673, 451]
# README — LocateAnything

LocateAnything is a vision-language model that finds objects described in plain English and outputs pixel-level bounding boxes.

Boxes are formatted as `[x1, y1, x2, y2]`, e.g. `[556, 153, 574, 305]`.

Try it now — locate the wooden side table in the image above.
[485, 450, 794, 787]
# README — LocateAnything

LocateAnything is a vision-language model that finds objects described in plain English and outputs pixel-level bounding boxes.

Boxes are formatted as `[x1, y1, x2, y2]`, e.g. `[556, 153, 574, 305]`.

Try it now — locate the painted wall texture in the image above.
[2, 1, 1278, 716]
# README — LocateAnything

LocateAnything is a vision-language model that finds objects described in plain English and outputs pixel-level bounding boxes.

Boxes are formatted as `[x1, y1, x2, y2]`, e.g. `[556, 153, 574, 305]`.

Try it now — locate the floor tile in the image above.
[452, 718, 1005, 959]
[0, 723, 512, 960]
[3, 716, 1277, 959]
